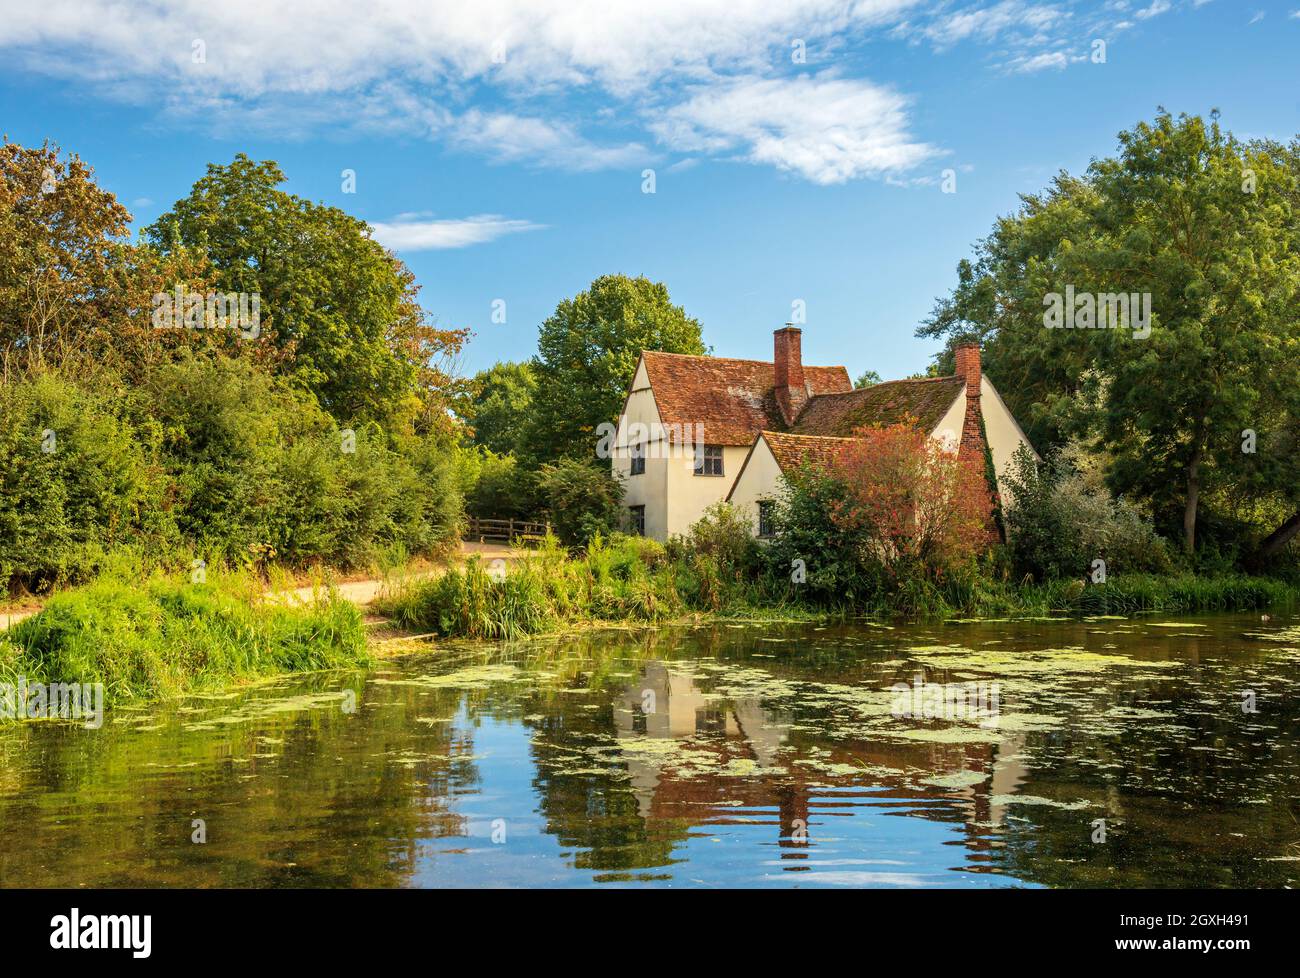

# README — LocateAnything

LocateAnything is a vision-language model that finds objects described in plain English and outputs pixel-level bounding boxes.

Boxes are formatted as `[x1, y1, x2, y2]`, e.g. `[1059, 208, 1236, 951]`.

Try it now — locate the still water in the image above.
[2, 613, 1299, 888]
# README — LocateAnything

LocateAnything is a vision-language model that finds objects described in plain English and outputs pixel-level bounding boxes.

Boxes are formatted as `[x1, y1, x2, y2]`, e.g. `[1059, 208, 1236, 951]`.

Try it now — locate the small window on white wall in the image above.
[694, 445, 724, 477]
[630, 442, 645, 475]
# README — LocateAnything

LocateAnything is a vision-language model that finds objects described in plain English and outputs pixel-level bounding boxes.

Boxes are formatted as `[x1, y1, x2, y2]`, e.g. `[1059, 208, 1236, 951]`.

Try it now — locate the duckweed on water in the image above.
[7, 613, 1300, 887]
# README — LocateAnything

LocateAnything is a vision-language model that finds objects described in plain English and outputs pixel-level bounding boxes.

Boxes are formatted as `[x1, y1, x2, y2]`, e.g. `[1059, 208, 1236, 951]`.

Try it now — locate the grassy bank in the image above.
[376, 535, 819, 640]
[0, 572, 368, 707]
[376, 536, 1299, 640]
[1013, 574, 1296, 616]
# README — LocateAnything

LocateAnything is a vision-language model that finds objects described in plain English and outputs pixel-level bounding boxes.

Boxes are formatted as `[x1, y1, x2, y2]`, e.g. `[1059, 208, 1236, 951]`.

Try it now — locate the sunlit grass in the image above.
[1, 569, 368, 707]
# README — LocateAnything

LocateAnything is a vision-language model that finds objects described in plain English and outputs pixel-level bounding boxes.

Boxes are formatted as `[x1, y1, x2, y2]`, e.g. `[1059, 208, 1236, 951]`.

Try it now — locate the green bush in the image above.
[459, 448, 538, 520]
[671, 503, 758, 576]
[3, 571, 368, 704]
[1002, 443, 1172, 582]
[535, 456, 623, 546]
[0, 357, 464, 592]
[0, 372, 177, 591]
[764, 463, 885, 606]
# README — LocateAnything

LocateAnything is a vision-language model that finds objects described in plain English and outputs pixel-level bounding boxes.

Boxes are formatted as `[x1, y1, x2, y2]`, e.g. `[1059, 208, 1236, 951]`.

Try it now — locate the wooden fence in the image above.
[464, 517, 551, 544]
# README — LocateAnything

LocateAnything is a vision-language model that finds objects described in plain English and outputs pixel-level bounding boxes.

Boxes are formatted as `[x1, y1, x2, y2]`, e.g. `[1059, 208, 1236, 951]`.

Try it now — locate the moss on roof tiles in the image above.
[788, 376, 965, 437]
[761, 431, 855, 473]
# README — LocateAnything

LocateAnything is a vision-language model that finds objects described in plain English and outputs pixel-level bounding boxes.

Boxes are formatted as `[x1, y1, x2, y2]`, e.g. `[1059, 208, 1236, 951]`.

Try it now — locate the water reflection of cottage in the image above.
[612, 662, 792, 818]
[605, 661, 1032, 865]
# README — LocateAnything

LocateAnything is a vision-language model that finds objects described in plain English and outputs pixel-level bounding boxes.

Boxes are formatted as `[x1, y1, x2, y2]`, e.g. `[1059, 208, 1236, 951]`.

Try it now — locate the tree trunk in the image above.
[1254, 510, 1300, 561]
[1183, 446, 1203, 554]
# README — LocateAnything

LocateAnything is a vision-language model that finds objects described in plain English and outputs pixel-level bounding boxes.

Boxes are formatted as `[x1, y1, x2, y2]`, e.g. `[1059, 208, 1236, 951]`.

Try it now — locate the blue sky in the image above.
[2, 0, 1297, 380]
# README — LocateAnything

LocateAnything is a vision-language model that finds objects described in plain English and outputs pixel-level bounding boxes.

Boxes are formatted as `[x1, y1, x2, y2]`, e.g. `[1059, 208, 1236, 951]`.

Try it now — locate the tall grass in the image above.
[377, 534, 1299, 640]
[376, 534, 793, 640]
[1021, 574, 1296, 616]
[0, 571, 368, 705]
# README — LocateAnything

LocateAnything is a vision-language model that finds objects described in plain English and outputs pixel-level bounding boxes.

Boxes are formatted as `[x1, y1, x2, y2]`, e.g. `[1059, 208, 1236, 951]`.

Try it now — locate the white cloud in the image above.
[901, 2, 1068, 49]
[450, 111, 649, 171]
[650, 75, 937, 185]
[1134, 1, 1171, 20]
[0, 0, 920, 98]
[1010, 51, 1070, 72]
[369, 214, 544, 251]
[0, 0, 1214, 183]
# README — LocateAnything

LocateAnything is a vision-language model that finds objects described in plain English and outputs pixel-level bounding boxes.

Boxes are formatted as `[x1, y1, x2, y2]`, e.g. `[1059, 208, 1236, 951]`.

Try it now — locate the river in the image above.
[2, 612, 1298, 887]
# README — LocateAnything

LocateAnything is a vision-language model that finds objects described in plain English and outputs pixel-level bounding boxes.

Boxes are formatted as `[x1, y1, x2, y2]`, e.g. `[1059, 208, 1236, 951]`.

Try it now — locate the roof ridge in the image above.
[642, 350, 848, 372]
[763, 430, 854, 441]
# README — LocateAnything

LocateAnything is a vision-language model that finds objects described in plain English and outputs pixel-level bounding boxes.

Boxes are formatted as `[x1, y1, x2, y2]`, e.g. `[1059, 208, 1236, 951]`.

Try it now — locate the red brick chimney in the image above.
[954, 343, 981, 399]
[774, 325, 808, 425]
[953, 342, 990, 489]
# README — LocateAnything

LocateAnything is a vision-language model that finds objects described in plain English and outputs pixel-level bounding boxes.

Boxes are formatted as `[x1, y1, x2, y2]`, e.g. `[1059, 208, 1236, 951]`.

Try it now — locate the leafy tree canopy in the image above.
[919, 111, 1300, 554]
[528, 274, 706, 463]
[460, 360, 536, 457]
[145, 154, 467, 431]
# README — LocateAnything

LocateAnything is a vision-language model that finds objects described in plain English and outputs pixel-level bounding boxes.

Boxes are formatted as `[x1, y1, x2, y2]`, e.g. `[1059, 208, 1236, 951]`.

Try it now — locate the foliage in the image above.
[1001, 443, 1172, 582]
[765, 462, 880, 605]
[0, 357, 463, 592]
[0, 371, 175, 591]
[854, 369, 881, 388]
[535, 456, 624, 546]
[0, 140, 217, 377]
[527, 274, 706, 462]
[376, 534, 1298, 639]
[828, 423, 994, 581]
[458, 448, 538, 521]
[460, 361, 536, 457]
[670, 503, 759, 577]
[378, 532, 795, 640]
[1019, 573, 1294, 616]
[3, 571, 368, 705]
[144, 154, 468, 431]
[918, 111, 1300, 555]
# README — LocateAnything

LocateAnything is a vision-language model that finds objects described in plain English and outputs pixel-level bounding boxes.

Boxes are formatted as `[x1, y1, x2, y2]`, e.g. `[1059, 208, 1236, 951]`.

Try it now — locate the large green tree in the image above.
[527, 274, 706, 463]
[921, 112, 1300, 555]
[461, 360, 537, 457]
[0, 140, 212, 377]
[144, 155, 466, 430]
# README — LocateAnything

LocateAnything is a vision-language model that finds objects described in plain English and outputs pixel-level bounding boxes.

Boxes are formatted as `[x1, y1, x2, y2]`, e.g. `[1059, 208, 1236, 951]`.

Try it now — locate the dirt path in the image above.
[0, 541, 520, 632]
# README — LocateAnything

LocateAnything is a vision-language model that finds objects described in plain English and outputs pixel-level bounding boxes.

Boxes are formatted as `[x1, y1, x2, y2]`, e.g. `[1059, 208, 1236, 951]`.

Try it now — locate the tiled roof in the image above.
[642, 351, 851, 445]
[760, 431, 854, 473]
[788, 376, 965, 438]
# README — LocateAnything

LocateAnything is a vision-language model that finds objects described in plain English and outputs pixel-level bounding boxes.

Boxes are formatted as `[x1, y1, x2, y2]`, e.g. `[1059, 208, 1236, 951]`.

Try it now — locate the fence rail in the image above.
[464, 517, 551, 543]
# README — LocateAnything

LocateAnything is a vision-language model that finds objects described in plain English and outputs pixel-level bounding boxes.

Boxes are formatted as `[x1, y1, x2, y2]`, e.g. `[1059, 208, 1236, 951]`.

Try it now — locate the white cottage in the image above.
[611, 327, 1036, 541]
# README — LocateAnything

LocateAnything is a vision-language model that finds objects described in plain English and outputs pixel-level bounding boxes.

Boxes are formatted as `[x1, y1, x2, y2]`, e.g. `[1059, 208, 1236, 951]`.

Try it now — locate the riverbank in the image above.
[376, 537, 1299, 641]
[4, 536, 1296, 714]
[1, 574, 369, 707]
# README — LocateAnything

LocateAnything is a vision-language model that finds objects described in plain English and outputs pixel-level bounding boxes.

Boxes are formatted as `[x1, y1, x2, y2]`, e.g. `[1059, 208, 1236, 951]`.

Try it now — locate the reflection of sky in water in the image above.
[1, 613, 1299, 888]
